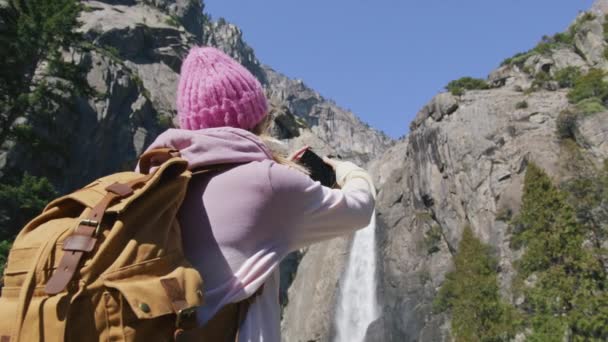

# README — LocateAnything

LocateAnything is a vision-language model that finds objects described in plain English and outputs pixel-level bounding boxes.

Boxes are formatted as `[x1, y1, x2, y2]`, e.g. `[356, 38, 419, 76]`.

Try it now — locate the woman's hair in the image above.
[251, 115, 309, 175]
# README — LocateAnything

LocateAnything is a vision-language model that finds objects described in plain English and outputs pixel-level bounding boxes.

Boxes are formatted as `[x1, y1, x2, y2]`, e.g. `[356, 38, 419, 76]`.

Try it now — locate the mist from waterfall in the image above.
[334, 213, 379, 342]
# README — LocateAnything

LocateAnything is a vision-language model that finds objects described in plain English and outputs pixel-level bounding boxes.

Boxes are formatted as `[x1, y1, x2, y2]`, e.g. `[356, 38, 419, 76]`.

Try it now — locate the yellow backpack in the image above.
[0, 149, 253, 341]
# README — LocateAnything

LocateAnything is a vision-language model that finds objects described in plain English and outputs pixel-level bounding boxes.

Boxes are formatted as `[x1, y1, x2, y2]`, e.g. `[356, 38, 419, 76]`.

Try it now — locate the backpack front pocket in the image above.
[100, 264, 204, 342]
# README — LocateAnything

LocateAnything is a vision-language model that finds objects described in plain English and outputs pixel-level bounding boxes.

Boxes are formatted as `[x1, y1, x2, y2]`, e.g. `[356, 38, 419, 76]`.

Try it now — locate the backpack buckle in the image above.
[176, 307, 197, 329]
[80, 219, 102, 236]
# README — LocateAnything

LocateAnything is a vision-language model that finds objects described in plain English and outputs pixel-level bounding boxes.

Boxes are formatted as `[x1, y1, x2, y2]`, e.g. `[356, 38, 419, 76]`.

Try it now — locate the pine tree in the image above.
[514, 163, 608, 340]
[0, 0, 83, 280]
[434, 227, 517, 342]
[0, 0, 84, 146]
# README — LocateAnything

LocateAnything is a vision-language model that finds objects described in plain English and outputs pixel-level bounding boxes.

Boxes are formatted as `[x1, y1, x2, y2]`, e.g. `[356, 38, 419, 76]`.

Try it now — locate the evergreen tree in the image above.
[514, 163, 608, 340]
[0, 0, 83, 277]
[0, 0, 84, 146]
[434, 227, 517, 342]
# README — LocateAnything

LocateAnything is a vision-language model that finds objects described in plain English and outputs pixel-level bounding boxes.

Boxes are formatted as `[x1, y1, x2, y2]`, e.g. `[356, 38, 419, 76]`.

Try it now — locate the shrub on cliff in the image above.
[515, 101, 529, 109]
[575, 97, 607, 115]
[502, 13, 595, 67]
[556, 110, 578, 140]
[554, 66, 582, 89]
[567, 68, 608, 104]
[446, 77, 489, 96]
[433, 227, 517, 342]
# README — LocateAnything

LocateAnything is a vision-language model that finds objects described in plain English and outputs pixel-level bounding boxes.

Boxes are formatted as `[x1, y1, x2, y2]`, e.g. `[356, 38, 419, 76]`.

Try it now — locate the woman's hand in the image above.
[323, 157, 369, 189]
[288, 146, 309, 161]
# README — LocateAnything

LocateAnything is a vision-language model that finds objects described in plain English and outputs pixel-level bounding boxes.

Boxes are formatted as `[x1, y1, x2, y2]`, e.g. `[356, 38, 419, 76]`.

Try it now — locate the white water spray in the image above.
[334, 212, 379, 342]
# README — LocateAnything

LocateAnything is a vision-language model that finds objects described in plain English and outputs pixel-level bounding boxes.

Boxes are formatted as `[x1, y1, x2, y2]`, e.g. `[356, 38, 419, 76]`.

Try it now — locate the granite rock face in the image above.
[5, 0, 608, 341]
[592, 0, 608, 14]
[372, 88, 574, 341]
[202, 19, 267, 83]
[2, 3, 392, 338]
[264, 67, 392, 165]
[2, 0, 197, 190]
[280, 236, 351, 342]
[280, 1, 608, 341]
[2, 0, 390, 192]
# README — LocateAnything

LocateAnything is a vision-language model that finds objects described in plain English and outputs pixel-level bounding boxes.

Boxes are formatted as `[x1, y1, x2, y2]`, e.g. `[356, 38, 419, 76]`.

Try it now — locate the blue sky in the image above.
[204, 1, 595, 138]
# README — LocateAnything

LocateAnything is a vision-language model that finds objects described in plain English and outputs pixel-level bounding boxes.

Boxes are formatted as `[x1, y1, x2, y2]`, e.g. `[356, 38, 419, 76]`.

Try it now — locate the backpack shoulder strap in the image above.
[190, 162, 248, 177]
[44, 175, 153, 295]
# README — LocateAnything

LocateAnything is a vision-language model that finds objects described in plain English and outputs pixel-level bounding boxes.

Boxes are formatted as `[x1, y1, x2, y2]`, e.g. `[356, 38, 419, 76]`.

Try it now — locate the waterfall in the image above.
[334, 212, 379, 342]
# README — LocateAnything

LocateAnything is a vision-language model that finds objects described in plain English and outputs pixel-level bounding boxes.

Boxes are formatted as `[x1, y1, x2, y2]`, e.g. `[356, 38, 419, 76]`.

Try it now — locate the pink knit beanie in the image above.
[176, 47, 268, 130]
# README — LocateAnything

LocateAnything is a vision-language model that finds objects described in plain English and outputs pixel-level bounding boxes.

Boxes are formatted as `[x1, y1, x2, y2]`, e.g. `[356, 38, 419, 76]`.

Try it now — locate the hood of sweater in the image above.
[142, 126, 273, 169]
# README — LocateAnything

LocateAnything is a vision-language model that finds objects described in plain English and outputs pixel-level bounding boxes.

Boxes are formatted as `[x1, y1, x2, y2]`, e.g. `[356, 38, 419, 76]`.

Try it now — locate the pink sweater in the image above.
[143, 127, 375, 341]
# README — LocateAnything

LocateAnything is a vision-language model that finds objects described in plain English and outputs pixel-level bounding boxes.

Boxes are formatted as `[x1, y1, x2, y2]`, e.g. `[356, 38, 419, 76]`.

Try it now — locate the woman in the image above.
[143, 47, 376, 341]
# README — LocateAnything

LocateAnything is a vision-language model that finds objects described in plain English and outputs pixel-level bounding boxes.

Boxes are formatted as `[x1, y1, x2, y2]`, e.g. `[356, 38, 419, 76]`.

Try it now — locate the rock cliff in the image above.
[0, 2, 392, 338]
[3, 0, 608, 340]
[281, 3, 608, 341]
[0, 0, 391, 192]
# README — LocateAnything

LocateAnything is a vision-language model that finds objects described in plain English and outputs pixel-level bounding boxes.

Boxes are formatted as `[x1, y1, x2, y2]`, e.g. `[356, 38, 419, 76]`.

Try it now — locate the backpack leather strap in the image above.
[160, 278, 198, 341]
[44, 191, 119, 295]
[139, 148, 180, 175]
[44, 175, 152, 295]
[190, 162, 247, 177]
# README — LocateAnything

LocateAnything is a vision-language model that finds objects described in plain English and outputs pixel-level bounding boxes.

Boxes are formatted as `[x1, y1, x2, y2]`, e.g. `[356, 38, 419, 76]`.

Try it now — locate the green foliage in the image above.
[579, 12, 597, 23]
[82, 4, 95, 12]
[131, 73, 151, 99]
[157, 113, 173, 129]
[424, 224, 442, 255]
[555, 110, 577, 145]
[446, 77, 489, 96]
[0, 0, 86, 147]
[0, 240, 10, 278]
[496, 207, 513, 222]
[515, 101, 528, 109]
[530, 70, 552, 90]
[552, 32, 574, 45]
[501, 51, 534, 67]
[502, 13, 594, 68]
[562, 161, 608, 246]
[503, 52, 532, 68]
[165, 15, 180, 27]
[575, 97, 607, 115]
[556, 69, 608, 139]
[554, 66, 582, 89]
[0, 173, 57, 241]
[434, 227, 518, 341]
[534, 38, 557, 56]
[512, 163, 608, 340]
[103, 45, 121, 59]
[567, 68, 608, 104]
[568, 12, 596, 37]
